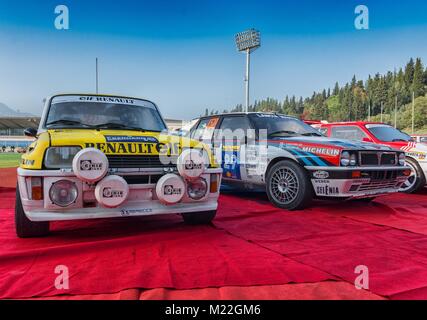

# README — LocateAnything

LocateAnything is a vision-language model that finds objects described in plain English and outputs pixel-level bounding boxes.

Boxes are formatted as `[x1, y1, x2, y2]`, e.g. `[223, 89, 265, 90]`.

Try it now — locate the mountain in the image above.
[0, 102, 34, 117]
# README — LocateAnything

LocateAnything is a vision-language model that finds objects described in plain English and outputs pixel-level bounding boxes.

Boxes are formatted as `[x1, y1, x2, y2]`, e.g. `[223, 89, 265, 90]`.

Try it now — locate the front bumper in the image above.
[17, 167, 222, 222]
[306, 166, 410, 198]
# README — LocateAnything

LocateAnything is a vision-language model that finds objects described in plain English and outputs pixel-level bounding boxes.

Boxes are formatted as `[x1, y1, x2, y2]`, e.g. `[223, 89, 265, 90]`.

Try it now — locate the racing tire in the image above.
[182, 210, 217, 225]
[15, 184, 50, 238]
[266, 160, 313, 210]
[400, 158, 426, 194]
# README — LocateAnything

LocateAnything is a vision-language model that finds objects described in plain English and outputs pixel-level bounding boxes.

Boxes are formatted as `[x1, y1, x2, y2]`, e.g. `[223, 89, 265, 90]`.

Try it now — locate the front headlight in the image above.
[49, 179, 78, 207]
[44, 147, 82, 169]
[341, 151, 350, 166]
[398, 153, 406, 166]
[187, 178, 208, 200]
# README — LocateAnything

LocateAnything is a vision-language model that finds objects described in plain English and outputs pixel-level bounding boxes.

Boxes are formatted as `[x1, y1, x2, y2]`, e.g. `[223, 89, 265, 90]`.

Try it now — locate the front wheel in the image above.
[400, 158, 425, 193]
[182, 210, 217, 225]
[15, 184, 50, 238]
[266, 160, 313, 210]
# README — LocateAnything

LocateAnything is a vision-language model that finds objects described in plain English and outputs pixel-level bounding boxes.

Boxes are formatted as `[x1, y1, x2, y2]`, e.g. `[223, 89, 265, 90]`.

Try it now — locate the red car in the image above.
[313, 122, 427, 193]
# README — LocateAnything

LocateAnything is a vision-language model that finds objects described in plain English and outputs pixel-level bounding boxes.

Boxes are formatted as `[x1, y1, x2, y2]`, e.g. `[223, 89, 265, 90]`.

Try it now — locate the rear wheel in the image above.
[182, 210, 217, 225]
[400, 158, 425, 193]
[266, 160, 313, 210]
[15, 184, 49, 238]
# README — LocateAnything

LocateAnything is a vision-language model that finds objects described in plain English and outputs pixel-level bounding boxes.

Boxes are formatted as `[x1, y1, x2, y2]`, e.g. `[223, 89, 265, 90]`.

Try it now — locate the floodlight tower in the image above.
[235, 29, 261, 113]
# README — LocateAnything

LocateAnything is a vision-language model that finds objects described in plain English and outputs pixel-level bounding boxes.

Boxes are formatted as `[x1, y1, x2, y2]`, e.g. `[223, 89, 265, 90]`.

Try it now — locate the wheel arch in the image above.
[266, 156, 307, 176]
[405, 156, 426, 181]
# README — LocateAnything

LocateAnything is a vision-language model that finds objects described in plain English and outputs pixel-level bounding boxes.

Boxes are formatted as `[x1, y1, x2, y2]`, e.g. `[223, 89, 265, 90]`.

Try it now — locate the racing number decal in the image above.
[207, 117, 219, 129]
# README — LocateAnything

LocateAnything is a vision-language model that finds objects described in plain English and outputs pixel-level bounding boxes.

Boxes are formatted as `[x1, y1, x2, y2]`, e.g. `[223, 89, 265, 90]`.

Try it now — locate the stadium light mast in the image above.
[235, 29, 261, 113]
[95, 57, 99, 94]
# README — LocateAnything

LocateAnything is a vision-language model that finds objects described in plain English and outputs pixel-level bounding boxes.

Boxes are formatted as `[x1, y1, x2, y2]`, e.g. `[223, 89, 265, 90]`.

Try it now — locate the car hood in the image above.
[47, 129, 210, 158]
[271, 136, 395, 151]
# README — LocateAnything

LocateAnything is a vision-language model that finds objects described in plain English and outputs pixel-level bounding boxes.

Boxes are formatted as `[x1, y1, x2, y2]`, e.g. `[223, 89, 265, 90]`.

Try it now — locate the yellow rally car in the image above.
[16, 94, 222, 237]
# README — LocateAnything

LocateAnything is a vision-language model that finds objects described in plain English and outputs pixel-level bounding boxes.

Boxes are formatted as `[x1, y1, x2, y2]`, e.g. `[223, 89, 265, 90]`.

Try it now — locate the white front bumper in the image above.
[17, 167, 222, 222]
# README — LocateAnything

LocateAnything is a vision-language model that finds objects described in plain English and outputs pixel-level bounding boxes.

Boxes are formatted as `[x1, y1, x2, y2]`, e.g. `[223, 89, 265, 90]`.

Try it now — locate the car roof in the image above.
[318, 121, 386, 127]
[197, 112, 299, 120]
[47, 93, 156, 104]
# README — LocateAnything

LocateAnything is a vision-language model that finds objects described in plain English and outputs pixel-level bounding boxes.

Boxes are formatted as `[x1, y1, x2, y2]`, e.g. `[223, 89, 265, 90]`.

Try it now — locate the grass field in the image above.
[0, 153, 21, 168]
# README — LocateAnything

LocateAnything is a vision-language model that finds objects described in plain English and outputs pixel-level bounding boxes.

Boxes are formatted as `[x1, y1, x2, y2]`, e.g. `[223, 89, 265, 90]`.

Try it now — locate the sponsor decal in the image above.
[102, 187, 124, 198]
[164, 185, 182, 196]
[85, 142, 180, 155]
[80, 159, 103, 171]
[104, 136, 158, 143]
[301, 146, 340, 157]
[185, 160, 203, 170]
[120, 208, 153, 216]
[316, 185, 339, 196]
[313, 171, 329, 179]
[79, 96, 135, 105]
[407, 151, 426, 160]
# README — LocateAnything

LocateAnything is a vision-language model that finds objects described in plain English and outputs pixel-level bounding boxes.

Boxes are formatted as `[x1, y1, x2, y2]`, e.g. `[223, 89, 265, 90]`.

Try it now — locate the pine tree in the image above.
[412, 58, 425, 98]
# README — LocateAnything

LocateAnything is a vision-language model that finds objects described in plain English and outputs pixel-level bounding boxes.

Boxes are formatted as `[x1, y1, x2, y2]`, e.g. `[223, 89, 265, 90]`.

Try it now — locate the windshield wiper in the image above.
[46, 119, 89, 127]
[94, 122, 146, 131]
[301, 132, 322, 137]
[268, 130, 298, 137]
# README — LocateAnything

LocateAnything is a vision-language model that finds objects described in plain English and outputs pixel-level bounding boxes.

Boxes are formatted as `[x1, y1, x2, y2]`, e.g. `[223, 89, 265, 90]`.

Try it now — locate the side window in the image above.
[217, 116, 252, 143]
[191, 117, 219, 142]
[331, 126, 367, 141]
[219, 116, 252, 131]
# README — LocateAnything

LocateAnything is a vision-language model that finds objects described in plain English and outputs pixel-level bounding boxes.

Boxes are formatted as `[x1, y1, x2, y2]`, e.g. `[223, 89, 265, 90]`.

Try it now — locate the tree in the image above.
[412, 58, 425, 98]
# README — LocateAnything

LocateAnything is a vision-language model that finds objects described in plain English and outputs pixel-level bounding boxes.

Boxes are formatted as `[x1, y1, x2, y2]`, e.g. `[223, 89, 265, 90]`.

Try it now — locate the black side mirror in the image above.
[24, 128, 37, 137]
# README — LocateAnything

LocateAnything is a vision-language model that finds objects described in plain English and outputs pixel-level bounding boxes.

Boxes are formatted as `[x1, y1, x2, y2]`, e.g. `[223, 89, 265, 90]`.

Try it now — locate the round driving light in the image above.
[350, 153, 357, 166]
[187, 178, 208, 200]
[156, 173, 185, 204]
[340, 151, 350, 166]
[49, 180, 78, 207]
[177, 149, 205, 180]
[95, 175, 129, 208]
[72, 148, 109, 183]
[399, 153, 406, 166]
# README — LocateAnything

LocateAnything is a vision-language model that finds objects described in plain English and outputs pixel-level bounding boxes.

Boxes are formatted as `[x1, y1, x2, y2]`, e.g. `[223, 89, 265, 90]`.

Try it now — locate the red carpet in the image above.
[1, 167, 427, 299]
[214, 190, 427, 299]
[0, 189, 331, 299]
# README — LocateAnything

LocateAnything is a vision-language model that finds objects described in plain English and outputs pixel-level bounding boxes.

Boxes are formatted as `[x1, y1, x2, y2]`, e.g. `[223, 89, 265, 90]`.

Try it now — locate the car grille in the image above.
[107, 155, 178, 169]
[359, 152, 397, 166]
[357, 181, 399, 191]
[362, 170, 398, 181]
[122, 175, 162, 184]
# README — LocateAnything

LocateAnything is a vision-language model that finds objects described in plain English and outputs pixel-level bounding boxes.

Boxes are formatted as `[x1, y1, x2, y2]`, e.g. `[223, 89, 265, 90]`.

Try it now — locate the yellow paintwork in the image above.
[20, 129, 216, 170]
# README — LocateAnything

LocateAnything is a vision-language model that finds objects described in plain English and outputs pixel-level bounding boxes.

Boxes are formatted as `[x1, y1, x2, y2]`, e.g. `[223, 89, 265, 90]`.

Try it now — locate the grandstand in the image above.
[0, 117, 39, 152]
[0, 116, 186, 152]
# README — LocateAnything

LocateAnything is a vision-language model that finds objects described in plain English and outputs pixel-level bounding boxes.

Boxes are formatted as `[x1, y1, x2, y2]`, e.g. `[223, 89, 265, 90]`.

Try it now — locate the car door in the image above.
[213, 115, 254, 181]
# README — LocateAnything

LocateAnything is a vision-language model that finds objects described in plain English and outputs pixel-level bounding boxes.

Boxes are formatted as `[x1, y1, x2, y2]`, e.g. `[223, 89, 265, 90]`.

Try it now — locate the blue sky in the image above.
[0, 0, 427, 119]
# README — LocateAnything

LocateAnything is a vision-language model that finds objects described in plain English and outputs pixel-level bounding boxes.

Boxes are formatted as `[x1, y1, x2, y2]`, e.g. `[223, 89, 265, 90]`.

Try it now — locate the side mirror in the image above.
[362, 137, 373, 143]
[24, 128, 37, 137]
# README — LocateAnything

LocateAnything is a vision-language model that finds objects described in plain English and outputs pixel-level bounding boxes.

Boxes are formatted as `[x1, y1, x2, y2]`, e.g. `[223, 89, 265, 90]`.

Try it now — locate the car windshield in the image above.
[45, 95, 166, 132]
[249, 114, 323, 137]
[365, 124, 412, 142]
